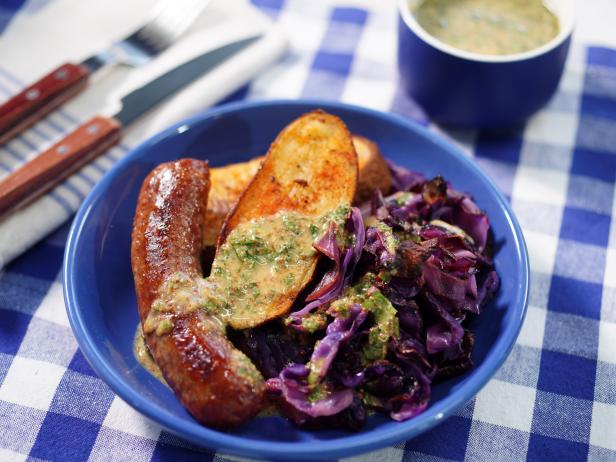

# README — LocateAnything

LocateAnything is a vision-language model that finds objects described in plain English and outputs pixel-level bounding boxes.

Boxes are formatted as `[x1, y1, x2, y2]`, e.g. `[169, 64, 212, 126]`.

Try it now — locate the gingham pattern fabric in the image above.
[1, 0, 615, 460]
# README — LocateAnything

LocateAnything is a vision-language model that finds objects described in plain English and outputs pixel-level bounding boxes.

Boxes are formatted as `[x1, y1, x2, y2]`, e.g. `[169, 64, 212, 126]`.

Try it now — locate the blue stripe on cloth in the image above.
[250, 0, 285, 19]
[2, 143, 25, 163]
[43, 220, 72, 246]
[595, 361, 616, 405]
[312, 51, 354, 76]
[548, 275, 602, 319]
[0, 401, 47, 454]
[473, 130, 524, 197]
[49, 190, 75, 216]
[403, 415, 472, 461]
[49, 369, 115, 424]
[11, 132, 40, 151]
[566, 174, 614, 216]
[0, 353, 11, 388]
[570, 147, 616, 183]
[53, 105, 81, 126]
[301, 7, 367, 99]
[52, 178, 85, 201]
[531, 391, 593, 443]
[29, 412, 101, 460]
[0, 157, 12, 171]
[536, 349, 597, 400]
[0, 0, 26, 35]
[0, 272, 52, 314]
[466, 421, 531, 461]
[40, 115, 67, 133]
[527, 433, 589, 461]
[587, 46, 616, 68]
[580, 93, 616, 121]
[5, 241, 64, 281]
[67, 349, 100, 378]
[330, 7, 367, 24]
[542, 310, 599, 360]
[560, 206, 611, 247]
[85, 157, 107, 175]
[251, 0, 285, 9]
[0, 310, 31, 355]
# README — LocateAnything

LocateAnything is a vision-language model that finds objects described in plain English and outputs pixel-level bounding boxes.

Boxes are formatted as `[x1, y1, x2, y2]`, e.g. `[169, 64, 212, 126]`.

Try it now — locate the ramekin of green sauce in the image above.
[397, 0, 575, 128]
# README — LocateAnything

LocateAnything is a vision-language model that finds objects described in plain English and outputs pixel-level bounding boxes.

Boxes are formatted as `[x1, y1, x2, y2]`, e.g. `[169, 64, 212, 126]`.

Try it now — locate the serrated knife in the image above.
[0, 35, 260, 218]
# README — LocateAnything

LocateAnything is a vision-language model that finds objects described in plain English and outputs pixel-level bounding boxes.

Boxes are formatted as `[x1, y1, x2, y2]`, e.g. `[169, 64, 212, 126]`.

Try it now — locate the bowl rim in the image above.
[398, 0, 576, 63]
[63, 99, 530, 460]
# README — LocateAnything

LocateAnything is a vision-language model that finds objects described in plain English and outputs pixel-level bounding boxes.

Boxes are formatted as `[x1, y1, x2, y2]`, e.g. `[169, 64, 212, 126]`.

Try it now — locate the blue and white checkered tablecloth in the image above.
[1, 0, 616, 460]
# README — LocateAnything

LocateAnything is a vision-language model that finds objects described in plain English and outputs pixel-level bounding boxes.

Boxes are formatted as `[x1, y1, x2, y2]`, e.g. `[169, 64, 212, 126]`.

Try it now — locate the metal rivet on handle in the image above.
[56, 145, 69, 154]
[55, 68, 69, 80]
[86, 124, 99, 135]
[26, 89, 40, 100]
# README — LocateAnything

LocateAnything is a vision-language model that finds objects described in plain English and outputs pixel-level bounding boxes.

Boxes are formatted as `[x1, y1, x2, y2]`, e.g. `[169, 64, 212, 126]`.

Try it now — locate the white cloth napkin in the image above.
[0, 0, 287, 268]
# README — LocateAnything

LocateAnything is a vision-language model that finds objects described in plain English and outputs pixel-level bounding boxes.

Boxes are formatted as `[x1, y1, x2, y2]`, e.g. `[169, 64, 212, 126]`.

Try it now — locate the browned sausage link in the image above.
[131, 159, 264, 428]
[132, 159, 207, 318]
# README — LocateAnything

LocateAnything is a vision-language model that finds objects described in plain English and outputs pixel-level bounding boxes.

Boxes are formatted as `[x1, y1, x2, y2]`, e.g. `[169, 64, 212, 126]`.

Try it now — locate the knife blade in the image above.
[0, 35, 261, 218]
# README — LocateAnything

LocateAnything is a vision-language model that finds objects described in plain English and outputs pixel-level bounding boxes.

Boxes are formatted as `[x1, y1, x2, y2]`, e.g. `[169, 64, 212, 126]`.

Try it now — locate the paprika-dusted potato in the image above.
[204, 158, 263, 249]
[203, 134, 390, 247]
[218, 110, 358, 329]
[351, 135, 392, 203]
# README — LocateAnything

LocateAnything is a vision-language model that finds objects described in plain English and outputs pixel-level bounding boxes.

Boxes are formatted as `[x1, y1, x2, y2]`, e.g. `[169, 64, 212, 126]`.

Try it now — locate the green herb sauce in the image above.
[301, 312, 328, 334]
[413, 0, 559, 55]
[330, 275, 400, 363]
[210, 206, 350, 327]
[133, 325, 167, 384]
[144, 205, 351, 335]
[376, 222, 398, 256]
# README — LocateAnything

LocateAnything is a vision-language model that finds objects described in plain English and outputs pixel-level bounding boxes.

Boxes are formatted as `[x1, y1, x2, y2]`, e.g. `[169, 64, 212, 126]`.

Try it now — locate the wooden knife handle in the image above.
[0, 116, 121, 218]
[0, 62, 90, 145]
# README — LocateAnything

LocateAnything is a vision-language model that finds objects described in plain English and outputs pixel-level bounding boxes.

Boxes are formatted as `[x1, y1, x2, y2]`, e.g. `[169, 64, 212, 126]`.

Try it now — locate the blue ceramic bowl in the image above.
[64, 100, 529, 460]
[398, 0, 575, 128]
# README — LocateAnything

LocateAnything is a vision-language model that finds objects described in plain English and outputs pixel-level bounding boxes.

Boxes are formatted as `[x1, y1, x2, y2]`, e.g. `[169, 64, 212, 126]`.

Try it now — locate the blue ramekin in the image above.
[397, 0, 575, 128]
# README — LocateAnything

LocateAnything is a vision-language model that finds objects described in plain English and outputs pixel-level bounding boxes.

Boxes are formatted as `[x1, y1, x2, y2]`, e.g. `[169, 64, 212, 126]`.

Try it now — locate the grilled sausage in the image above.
[131, 159, 264, 428]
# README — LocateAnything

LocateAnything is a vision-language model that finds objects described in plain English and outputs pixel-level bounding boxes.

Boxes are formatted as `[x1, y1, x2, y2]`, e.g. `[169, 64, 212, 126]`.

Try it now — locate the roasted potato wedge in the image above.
[218, 110, 358, 329]
[204, 158, 263, 248]
[352, 135, 392, 203]
[203, 134, 391, 247]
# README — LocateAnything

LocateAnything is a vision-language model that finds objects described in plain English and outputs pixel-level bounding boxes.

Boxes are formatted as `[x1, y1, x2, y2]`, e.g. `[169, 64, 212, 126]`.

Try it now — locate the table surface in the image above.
[0, 0, 615, 461]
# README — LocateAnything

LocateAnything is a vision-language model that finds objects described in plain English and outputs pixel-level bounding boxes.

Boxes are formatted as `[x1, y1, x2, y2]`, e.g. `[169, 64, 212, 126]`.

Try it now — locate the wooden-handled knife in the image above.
[0, 35, 260, 218]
